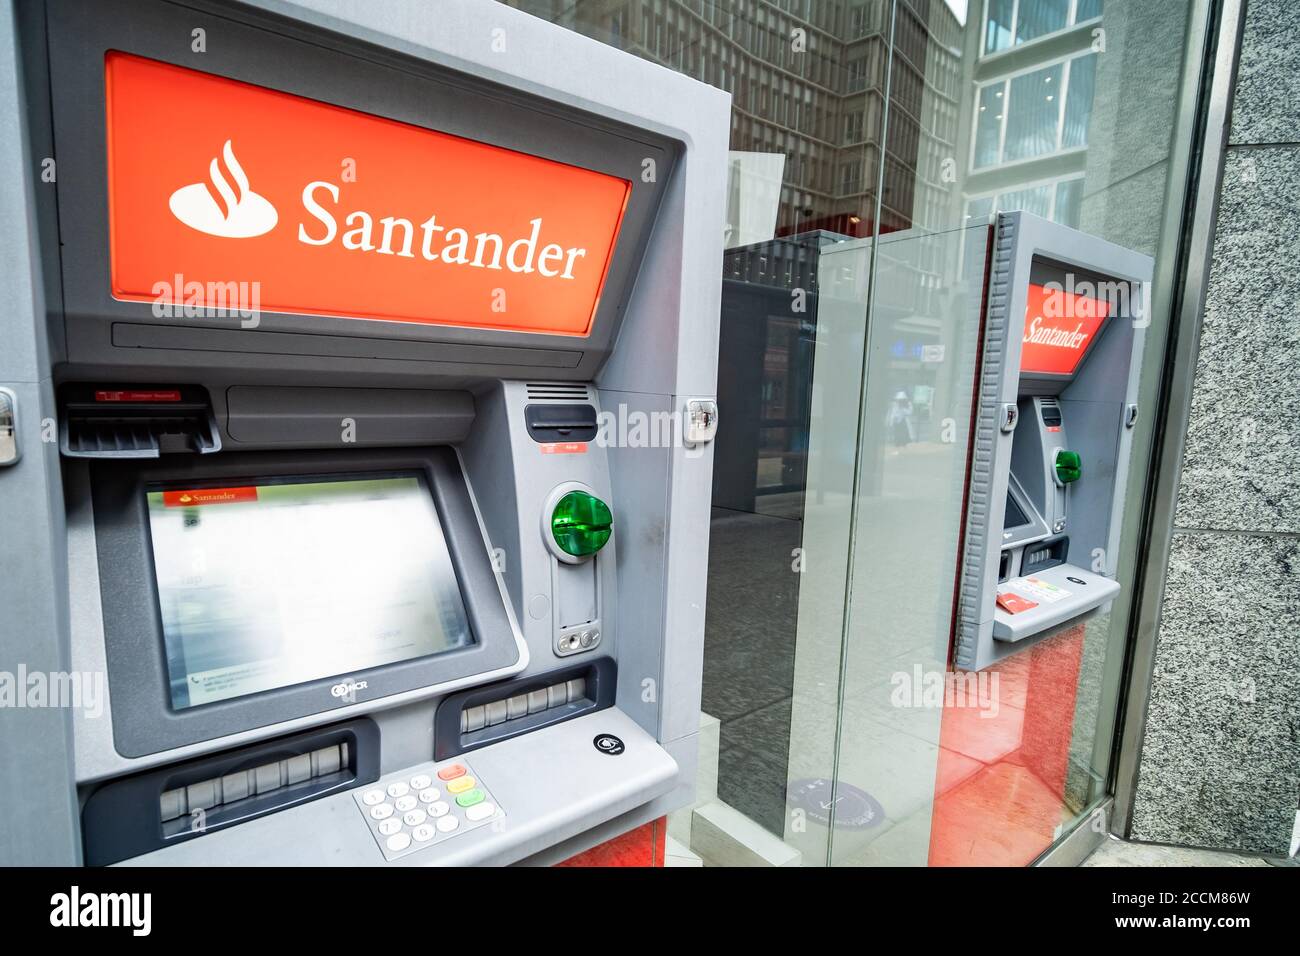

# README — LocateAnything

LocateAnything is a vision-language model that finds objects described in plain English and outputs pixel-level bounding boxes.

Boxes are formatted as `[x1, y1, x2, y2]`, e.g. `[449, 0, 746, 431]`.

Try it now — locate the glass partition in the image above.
[501, 0, 1210, 866]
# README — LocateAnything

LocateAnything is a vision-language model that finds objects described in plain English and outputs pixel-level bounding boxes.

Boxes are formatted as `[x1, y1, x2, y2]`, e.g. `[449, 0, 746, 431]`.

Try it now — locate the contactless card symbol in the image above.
[593, 734, 625, 755]
[169, 139, 278, 238]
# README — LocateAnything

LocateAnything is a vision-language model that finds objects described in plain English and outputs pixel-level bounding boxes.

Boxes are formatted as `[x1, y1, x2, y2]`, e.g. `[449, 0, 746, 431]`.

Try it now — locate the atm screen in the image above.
[1004, 490, 1031, 530]
[145, 474, 473, 710]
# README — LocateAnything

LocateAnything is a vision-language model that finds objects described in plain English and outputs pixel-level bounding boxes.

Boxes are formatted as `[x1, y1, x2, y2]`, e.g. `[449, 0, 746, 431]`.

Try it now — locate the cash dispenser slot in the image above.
[1021, 536, 1069, 574]
[434, 657, 616, 759]
[81, 718, 379, 866]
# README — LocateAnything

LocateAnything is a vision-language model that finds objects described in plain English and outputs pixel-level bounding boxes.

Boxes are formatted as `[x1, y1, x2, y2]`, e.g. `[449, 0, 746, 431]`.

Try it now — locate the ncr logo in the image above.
[168, 139, 278, 238]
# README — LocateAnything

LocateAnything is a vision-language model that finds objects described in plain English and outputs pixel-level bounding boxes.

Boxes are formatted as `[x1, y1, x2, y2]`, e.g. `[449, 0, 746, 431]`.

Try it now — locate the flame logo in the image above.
[168, 140, 278, 238]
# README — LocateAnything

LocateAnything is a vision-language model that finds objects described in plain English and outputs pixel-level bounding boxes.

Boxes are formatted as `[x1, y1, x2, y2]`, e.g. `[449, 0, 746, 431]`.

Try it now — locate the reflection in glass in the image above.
[502, 0, 1202, 867]
[1005, 64, 1065, 163]
[1015, 0, 1071, 45]
[985, 0, 1017, 53]
[1063, 53, 1098, 148]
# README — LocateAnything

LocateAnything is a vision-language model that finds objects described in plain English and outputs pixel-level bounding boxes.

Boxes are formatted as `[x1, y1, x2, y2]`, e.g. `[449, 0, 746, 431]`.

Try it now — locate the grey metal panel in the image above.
[603, 389, 673, 739]
[0, 0, 81, 865]
[225, 386, 475, 447]
[45, 0, 679, 384]
[460, 381, 618, 680]
[112, 323, 583, 370]
[954, 218, 1014, 670]
[117, 708, 676, 866]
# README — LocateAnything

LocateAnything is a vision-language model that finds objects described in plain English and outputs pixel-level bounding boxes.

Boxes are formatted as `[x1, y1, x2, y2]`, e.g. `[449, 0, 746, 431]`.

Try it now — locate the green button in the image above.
[551, 491, 612, 557]
[1055, 450, 1082, 484]
[455, 788, 486, 808]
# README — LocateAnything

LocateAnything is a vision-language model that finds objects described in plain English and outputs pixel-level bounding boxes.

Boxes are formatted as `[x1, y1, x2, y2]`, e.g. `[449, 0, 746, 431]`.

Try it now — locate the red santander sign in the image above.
[104, 53, 631, 336]
[1020, 282, 1109, 375]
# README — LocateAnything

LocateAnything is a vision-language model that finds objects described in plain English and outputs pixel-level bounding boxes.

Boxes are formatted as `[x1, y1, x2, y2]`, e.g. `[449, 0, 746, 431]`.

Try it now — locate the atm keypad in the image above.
[354, 759, 503, 861]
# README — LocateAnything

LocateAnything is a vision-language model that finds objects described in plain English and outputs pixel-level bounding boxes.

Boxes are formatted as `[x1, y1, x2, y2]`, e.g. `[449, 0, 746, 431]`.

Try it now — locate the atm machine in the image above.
[0, 0, 728, 865]
[955, 213, 1150, 671]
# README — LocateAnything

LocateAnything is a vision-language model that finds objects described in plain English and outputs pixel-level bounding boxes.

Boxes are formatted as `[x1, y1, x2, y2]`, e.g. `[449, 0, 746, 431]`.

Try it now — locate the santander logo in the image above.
[168, 139, 278, 238]
[107, 52, 631, 336]
[1019, 282, 1109, 375]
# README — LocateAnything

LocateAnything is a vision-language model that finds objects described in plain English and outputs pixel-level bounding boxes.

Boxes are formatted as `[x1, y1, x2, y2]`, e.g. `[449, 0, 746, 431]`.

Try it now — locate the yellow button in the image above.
[447, 776, 477, 794]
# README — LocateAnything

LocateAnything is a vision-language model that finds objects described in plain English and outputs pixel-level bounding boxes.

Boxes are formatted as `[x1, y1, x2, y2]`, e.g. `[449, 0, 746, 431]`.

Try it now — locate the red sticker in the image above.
[996, 592, 1039, 615]
[539, 442, 588, 455]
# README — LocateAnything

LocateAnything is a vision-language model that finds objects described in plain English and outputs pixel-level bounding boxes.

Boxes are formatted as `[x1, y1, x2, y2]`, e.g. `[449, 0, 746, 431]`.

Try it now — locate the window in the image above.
[844, 110, 864, 144]
[846, 56, 867, 92]
[983, 0, 1104, 56]
[840, 161, 861, 194]
[1004, 63, 1063, 162]
[972, 53, 1098, 169]
[1015, 0, 1069, 45]
[1062, 52, 1097, 148]
[964, 175, 1085, 227]
[974, 84, 1004, 167]
[985, 0, 1016, 54]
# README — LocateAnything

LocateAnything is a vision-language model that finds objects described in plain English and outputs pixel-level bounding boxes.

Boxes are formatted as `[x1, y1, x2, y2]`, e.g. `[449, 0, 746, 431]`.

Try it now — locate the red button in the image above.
[437, 764, 466, 781]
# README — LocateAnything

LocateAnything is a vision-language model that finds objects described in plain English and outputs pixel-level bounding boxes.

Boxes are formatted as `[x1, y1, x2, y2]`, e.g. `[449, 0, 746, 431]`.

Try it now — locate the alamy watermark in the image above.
[594, 403, 709, 456]
[890, 665, 1000, 718]
[0, 666, 104, 718]
[1040, 274, 1150, 328]
[151, 272, 262, 328]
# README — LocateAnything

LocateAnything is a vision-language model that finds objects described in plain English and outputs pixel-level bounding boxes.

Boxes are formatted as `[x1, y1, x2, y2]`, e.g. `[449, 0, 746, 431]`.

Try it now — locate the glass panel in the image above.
[1004, 63, 1065, 163]
[1076, 0, 1105, 21]
[830, 0, 1208, 866]
[1054, 178, 1083, 227]
[985, 0, 1017, 54]
[1063, 53, 1099, 148]
[966, 195, 996, 221]
[974, 83, 1005, 168]
[1016, 0, 1072, 45]
[503, 0, 1209, 867]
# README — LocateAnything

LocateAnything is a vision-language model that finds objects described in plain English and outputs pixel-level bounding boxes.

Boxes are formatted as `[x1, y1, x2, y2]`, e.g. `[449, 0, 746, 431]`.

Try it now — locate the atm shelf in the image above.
[114, 709, 677, 867]
[992, 564, 1120, 643]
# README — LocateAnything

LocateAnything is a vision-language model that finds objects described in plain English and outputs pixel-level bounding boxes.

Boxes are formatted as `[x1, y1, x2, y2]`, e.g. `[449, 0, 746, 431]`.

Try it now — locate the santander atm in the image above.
[0, 0, 728, 865]
[955, 213, 1150, 671]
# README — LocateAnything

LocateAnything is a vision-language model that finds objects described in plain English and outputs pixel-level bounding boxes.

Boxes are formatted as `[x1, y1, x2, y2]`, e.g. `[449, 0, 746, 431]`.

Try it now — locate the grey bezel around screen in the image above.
[92, 447, 522, 758]
[45, 0, 679, 381]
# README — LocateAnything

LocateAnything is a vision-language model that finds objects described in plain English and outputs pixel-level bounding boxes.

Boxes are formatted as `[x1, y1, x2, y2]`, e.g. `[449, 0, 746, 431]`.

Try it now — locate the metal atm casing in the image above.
[954, 212, 1151, 672]
[0, 0, 730, 865]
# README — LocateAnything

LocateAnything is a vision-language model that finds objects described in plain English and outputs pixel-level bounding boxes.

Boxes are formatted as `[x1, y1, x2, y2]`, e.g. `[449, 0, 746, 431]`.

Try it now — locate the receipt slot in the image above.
[954, 213, 1150, 671]
[0, 0, 728, 867]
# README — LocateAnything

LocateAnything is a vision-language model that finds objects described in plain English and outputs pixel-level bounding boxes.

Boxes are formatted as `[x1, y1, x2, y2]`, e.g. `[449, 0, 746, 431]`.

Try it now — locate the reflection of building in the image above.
[502, 0, 962, 240]
[714, 231, 839, 515]
[953, 0, 1106, 228]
